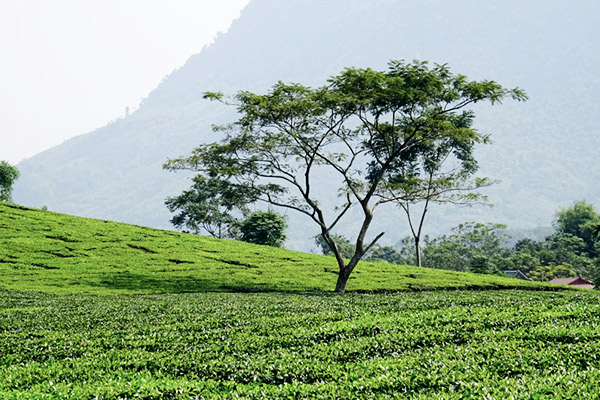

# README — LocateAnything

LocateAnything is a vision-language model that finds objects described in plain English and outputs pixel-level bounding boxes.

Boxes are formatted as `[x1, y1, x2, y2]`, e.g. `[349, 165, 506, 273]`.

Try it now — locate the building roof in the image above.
[549, 276, 595, 289]
[504, 270, 532, 281]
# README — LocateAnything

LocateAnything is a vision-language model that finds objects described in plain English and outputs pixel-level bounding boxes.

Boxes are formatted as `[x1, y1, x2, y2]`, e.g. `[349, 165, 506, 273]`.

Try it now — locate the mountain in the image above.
[14, 0, 600, 251]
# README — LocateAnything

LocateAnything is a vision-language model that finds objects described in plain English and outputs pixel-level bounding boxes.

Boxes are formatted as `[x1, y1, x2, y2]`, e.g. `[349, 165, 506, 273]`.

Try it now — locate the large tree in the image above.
[0, 161, 20, 203]
[165, 60, 526, 292]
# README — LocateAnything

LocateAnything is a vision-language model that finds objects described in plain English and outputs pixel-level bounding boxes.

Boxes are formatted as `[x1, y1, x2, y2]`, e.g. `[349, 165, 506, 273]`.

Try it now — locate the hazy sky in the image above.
[0, 0, 251, 164]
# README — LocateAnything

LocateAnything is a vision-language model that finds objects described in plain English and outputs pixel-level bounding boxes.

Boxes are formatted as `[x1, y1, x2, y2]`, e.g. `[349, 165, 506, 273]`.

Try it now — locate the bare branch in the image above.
[364, 231, 386, 255]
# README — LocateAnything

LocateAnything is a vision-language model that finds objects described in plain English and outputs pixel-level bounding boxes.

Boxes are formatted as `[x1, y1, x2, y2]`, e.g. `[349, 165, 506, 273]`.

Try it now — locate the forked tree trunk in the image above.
[334, 256, 362, 293]
[330, 195, 381, 293]
[335, 267, 351, 293]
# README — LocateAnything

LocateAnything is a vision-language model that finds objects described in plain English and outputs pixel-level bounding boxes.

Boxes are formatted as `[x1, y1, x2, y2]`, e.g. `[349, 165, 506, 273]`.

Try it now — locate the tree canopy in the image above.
[421, 222, 510, 273]
[554, 200, 600, 257]
[240, 210, 287, 247]
[0, 161, 20, 203]
[165, 175, 255, 238]
[165, 60, 526, 292]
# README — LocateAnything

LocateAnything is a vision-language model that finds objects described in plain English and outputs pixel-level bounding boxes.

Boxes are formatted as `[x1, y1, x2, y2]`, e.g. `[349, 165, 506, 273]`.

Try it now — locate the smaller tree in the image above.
[165, 175, 256, 238]
[374, 124, 496, 267]
[0, 161, 20, 203]
[314, 234, 355, 259]
[240, 210, 287, 247]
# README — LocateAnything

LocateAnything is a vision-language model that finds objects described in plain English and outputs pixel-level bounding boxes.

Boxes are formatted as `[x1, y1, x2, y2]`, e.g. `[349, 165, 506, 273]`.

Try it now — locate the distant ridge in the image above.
[14, 0, 600, 251]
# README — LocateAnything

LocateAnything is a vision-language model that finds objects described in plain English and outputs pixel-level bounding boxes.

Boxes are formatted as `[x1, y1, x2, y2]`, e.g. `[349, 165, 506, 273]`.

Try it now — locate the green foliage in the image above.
[314, 234, 355, 259]
[0, 161, 19, 203]
[165, 175, 255, 238]
[1, 289, 599, 398]
[506, 236, 598, 282]
[165, 60, 525, 292]
[592, 265, 600, 289]
[421, 222, 510, 273]
[315, 234, 413, 265]
[362, 204, 599, 284]
[496, 202, 600, 282]
[0, 203, 549, 295]
[240, 210, 287, 247]
[370, 92, 500, 266]
[364, 244, 406, 264]
[528, 264, 576, 282]
[554, 200, 600, 257]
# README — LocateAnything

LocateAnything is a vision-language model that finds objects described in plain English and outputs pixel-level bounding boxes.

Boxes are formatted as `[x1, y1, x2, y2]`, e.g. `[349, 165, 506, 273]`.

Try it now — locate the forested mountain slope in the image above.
[14, 0, 600, 250]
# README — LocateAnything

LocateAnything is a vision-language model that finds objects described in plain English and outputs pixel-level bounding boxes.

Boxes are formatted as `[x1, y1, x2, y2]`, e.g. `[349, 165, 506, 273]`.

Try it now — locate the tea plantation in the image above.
[2, 202, 600, 399]
[0, 203, 548, 294]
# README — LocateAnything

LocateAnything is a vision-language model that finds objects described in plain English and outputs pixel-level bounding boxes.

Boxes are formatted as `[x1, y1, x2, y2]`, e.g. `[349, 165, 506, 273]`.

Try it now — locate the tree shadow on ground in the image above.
[92, 272, 284, 294]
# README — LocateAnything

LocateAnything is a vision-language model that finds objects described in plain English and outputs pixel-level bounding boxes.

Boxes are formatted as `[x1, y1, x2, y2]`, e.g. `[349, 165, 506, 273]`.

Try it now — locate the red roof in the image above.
[549, 276, 595, 289]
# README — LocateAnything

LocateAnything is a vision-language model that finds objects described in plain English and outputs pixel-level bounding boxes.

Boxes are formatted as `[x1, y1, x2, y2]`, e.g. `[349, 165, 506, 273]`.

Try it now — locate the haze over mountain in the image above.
[14, 0, 600, 251]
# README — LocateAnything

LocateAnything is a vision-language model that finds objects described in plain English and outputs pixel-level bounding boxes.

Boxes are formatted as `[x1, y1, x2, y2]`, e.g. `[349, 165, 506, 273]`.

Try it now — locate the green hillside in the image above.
[0, 202, 553, 294]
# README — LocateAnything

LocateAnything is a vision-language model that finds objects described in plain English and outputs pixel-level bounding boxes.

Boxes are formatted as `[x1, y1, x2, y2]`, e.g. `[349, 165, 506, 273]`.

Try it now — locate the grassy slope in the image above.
[0, 202, 556, 294]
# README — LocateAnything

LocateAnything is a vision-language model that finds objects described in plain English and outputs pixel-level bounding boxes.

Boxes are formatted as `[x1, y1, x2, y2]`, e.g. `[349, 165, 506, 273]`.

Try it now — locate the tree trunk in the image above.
[334, 255, 363, 293]
[414, 236, 422, 267]
[335, 267, 351, 293]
